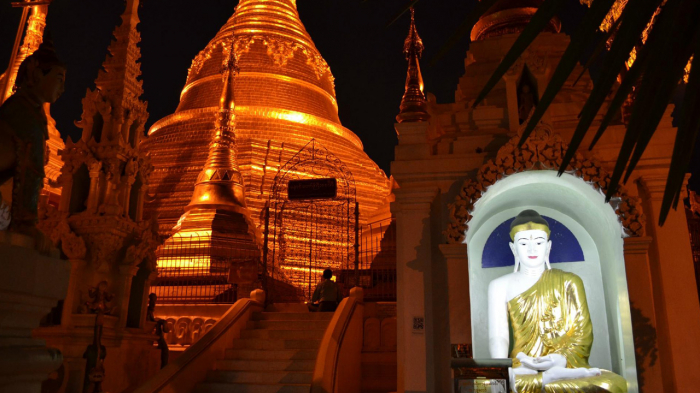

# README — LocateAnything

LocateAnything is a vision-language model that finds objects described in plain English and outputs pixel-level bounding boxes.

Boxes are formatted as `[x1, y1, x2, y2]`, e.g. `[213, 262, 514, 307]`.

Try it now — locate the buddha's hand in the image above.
[542, 367, 602, 385]
[515, 352, 538, 370]
[516, 352, 567, 371]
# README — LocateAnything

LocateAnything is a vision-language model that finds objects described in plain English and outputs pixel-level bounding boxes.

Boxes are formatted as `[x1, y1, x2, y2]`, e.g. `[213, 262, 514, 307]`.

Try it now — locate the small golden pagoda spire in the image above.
[170, 38, 259, 249]
[155, 40, 260, 290]
[186, 43, 247, 214]
[396, 8, 430, 123]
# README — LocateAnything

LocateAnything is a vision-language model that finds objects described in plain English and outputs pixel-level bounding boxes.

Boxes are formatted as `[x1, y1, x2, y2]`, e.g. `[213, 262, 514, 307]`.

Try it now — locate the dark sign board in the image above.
[288, 178, 337, 200]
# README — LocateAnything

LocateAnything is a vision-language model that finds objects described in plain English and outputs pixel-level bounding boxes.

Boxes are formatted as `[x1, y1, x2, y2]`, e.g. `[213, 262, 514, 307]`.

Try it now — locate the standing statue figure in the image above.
[81, 281, 113, 393]
[0, 38, 65, 234]
[488, 210, 627, 393]
[146, 293, 170, 369]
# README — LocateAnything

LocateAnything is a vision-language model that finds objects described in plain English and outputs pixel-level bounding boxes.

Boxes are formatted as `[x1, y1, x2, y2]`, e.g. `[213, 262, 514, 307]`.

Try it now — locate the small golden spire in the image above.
[396, 8, 430, 123]
[166, 38, 259, 251]
[186, 41, 247, 213]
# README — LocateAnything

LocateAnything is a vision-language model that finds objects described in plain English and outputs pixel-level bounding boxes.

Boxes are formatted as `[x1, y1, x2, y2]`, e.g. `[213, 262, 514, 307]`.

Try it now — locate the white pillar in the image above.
[439, 243, 471, 351]
[392, 187, 437, 393]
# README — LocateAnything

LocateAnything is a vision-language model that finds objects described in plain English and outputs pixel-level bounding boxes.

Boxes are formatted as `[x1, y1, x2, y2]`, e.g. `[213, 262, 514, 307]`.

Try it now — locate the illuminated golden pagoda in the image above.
[143, 0, 390, 294]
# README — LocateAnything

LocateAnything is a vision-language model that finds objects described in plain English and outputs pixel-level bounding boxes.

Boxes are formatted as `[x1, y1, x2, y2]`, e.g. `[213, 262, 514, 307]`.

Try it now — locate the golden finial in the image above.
[403, 8, 424, 60]
[396, 7, 430, 123]
[186, 39, 247, 212]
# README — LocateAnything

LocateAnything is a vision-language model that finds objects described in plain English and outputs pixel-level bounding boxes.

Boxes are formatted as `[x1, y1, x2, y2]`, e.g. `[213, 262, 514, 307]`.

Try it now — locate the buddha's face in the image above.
[510, 229, 551, 270]
[36, 66, 66, 104]
[23, 64, 66, 104]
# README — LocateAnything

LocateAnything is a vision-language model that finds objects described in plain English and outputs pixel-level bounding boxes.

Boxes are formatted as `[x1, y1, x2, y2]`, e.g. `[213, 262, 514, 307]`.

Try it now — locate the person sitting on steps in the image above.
[308, 268, 343, 312]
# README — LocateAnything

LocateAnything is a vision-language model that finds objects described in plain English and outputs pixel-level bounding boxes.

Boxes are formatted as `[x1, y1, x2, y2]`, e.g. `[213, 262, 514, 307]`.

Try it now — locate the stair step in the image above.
[265, 303, 311, 313]
[241, 328, 326, 340]
[252, 312, 334, 321]
[225, 348, 318, 361]
[194, 382, 310, 393]
[206, 370, 312, 384]
[215, 359, 316, 372]
[231, 338, 322, 350]
[247, 319, 331, 330]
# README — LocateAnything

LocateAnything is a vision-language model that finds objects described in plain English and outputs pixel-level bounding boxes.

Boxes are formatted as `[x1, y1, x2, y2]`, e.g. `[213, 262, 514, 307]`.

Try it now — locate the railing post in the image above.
[354, 201, 360, 287]
[308, 237, 313, 299]
[262, 204, 270, 301]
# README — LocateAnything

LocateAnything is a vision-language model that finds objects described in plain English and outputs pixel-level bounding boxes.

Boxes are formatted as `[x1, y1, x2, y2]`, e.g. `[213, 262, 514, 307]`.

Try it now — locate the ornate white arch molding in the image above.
[445, 126, 645, 243]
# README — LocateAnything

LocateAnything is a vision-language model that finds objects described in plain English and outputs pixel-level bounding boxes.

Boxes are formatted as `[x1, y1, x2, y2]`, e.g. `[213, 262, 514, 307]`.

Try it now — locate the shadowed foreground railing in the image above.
[311, 287, 365, 393]
[132, 289, 265, 393]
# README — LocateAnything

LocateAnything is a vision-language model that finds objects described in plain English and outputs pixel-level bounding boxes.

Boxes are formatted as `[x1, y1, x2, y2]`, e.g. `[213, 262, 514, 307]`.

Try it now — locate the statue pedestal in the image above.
[451, 358, 512, 393]
[0, 231, 71, 393]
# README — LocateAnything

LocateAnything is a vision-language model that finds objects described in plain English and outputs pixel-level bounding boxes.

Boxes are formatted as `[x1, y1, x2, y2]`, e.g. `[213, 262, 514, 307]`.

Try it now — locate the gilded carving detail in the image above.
[304, 51, 331, 79]
[161, 316, 217, 347]
[506, 50, 547, 78]
[48, 220, 87, 260]
[187, 35, 331, 82]
[445, 126, 645, 244]
[264, 37, 298, 67]
[188, 37, 255, 81]
[125, 219, 161, 270]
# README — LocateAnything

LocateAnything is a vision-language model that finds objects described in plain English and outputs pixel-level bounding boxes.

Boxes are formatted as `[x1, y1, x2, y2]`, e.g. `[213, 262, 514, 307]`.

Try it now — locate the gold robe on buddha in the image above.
[507, 269, 627, 393]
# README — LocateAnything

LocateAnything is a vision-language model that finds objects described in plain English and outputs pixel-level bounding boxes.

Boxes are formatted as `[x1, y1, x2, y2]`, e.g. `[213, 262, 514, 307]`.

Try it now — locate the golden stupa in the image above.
[143, 0, 390, 291]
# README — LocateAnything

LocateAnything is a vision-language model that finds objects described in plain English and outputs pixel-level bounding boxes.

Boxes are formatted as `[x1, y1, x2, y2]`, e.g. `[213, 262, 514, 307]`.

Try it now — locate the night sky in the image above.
[1, 0, 697, 188]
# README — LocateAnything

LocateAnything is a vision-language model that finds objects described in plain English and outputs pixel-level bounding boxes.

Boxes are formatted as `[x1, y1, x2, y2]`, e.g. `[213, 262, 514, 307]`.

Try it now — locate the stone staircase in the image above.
[193, 308, 333, 393]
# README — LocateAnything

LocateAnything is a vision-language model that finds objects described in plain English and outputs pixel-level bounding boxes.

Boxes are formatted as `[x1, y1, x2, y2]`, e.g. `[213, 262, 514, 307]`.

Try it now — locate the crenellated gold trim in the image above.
[148, 105, 363, 149]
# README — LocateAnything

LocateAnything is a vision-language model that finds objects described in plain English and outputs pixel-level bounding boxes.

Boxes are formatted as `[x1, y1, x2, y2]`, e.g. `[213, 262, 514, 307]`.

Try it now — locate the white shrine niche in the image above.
[464, 170, 638, 392]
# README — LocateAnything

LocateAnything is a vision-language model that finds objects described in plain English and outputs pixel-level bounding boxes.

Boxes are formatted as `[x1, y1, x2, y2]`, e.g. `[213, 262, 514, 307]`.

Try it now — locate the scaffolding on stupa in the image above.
[263, 139, 357, 302]
[150, 139, 398, 304]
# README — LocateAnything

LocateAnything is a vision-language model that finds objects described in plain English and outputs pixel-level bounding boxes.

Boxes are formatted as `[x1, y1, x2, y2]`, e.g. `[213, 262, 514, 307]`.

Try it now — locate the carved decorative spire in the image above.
[396, 8, 430, 123]
[77, 0, 148, 144]
[186, 42, 247, 212]
[95, 0, 145, 111]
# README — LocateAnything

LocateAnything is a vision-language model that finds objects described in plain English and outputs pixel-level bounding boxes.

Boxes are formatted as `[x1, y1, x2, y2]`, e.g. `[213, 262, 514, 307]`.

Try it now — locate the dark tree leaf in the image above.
[472, 0, 565, 109]
[558, 0, 663, 177]
[589, 1, 676, 149]
[572, 14, 623, 87]
[428, 0, 500, 67]
[606, 0, 698, 204]
[624, 43, 699, 180]
[616, 0, 700, 189]
[658, 41, 700, 224]
[518, 0, 617, 147]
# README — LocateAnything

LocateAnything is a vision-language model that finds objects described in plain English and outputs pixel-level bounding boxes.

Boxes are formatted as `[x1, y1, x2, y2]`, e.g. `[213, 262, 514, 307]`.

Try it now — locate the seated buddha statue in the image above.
[487, 209, 627, 393]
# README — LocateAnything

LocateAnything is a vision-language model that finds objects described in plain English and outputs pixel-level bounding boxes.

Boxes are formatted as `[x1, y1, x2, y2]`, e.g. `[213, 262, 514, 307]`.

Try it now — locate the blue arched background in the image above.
[481, 215, 584, 268]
